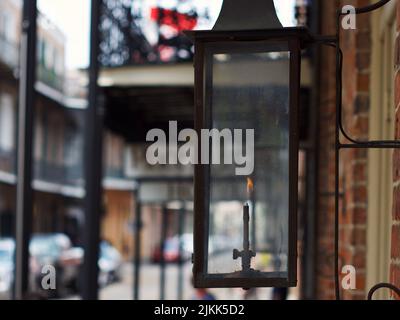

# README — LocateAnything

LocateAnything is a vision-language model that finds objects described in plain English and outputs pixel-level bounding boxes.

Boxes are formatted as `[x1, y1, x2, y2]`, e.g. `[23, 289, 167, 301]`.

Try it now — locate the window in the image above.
[44, 42, 54, 71]
[37, 38, 44, 65]
[0, 93, 15, 152]
[0, 11, 15, 42]
[0, 12, 7, 37]
[54, 50, 64, 75]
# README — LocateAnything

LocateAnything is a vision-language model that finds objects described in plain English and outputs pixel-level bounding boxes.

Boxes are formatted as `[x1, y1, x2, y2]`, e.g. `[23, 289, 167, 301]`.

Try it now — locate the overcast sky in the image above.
[38, 0, 90, 69]
[37, 0, 295, 70]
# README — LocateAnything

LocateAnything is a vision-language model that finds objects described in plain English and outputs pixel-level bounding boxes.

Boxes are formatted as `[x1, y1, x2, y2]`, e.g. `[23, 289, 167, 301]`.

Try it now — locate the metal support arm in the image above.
[354, 0, 392, 14]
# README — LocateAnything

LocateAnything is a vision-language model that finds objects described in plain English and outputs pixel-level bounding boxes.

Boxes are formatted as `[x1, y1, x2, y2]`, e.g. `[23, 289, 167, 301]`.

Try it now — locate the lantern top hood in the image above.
[184, 0, 312, 44]
[212, 0, 283, 31]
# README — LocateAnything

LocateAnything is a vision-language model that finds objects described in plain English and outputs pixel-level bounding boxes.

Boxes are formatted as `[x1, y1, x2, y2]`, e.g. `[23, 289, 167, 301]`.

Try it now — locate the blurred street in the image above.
[100, 263, 193, 300]
[98, 262, 278, 301]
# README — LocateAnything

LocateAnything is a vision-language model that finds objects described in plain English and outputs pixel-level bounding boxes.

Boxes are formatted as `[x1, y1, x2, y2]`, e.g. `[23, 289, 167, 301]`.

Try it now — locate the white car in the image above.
[0, 239, 15, 299]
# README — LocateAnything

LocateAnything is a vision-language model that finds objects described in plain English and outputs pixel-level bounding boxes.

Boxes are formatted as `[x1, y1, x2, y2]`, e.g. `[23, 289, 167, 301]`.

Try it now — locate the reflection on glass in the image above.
[207, 47, 290, 278]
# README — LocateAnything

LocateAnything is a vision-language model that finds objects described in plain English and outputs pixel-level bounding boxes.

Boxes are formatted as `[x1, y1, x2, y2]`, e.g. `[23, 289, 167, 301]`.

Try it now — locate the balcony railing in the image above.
[37, 63, 64, 92]
[0, 148, 16, 174]
[0, 150, 86, 189]
[34, 160, 84, 187]
[105, 166, 125, 179]
[0, 34, 19, 70]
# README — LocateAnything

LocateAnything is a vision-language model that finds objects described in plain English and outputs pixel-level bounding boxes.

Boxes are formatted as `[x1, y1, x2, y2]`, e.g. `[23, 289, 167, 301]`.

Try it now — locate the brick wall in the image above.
[392, 0, 400, 300]
[317, 0, 400, 300]
[316, 0, 370, 300]
[316, 0, 339, 300]
[340, 0, 370, 300]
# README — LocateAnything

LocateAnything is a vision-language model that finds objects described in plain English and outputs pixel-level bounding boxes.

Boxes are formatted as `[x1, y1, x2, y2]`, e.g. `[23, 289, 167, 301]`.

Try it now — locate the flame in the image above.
[247, 178, 254, 194]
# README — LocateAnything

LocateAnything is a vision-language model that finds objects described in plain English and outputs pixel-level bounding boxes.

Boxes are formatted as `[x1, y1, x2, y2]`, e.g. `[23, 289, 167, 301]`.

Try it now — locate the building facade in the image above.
[0, 0, 135, 258]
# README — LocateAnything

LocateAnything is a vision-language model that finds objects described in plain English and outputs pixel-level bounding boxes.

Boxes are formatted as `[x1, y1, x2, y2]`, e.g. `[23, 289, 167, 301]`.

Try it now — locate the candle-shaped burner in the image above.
[233, 178, 256, 272]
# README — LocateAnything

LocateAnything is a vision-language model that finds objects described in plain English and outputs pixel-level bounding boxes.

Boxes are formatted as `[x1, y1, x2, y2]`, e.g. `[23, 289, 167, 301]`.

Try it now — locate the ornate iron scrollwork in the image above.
[367, 283, 400, 300]
[99, 0, 213, 67]
[99, 0, 153, 66]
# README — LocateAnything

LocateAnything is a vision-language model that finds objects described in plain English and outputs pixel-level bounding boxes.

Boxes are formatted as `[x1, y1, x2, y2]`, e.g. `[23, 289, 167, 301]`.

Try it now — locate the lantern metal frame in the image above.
[187, 27, 312, 288]
[187, 0, 400, 299]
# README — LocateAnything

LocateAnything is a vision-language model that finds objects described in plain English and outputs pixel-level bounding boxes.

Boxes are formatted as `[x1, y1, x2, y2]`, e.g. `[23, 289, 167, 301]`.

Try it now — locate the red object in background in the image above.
[159, 45, 175, 62]
[151, 7, 198, 31]
[151, 238, 181, 263]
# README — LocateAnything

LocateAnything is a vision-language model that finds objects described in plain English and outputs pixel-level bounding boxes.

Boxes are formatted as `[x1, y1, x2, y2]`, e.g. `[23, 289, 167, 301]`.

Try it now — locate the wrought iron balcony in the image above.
[104, 166, 125, 179]
[0, 148, 16, 174]
[37, 63, 64, 93]
[34, 160, 84, 187]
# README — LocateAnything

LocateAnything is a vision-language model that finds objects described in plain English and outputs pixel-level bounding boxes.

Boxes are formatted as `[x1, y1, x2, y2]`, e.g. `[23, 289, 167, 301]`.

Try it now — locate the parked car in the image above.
[0, 234, 82, 298]
[29, 234, 83, 297]
[0, 235, 124, 298]
[98, 240, 123, 287]
[151, 233, 193, 264]
[179, 233, 193, 261]
[0, 239, 15, 299]
[209, 235, 237, 256]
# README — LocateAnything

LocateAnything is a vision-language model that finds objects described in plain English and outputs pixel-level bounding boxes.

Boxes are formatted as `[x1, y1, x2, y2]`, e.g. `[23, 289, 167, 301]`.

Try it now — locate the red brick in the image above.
[356, 32, 371, 50]
[356, 52, 370, 71]
[395, 72, 400, 108]
[356, 272, 366, 291]
[393, 186, 400, 221]
[356, 12, 371, 31]
[390, 265, 400, 300]
[354, 94, 369, 113]
[352, 162, 367, 182]
[392, 225, 400, 259]
[397, 0, 400, 31]
[393, 149, 400, 182]
[395, 36, 400, 69]
[357, 74, 370, 92]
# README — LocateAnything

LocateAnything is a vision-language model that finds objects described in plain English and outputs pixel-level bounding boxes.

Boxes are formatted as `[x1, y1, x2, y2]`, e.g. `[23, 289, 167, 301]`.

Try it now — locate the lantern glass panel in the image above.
[206, 43, 291, 278]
